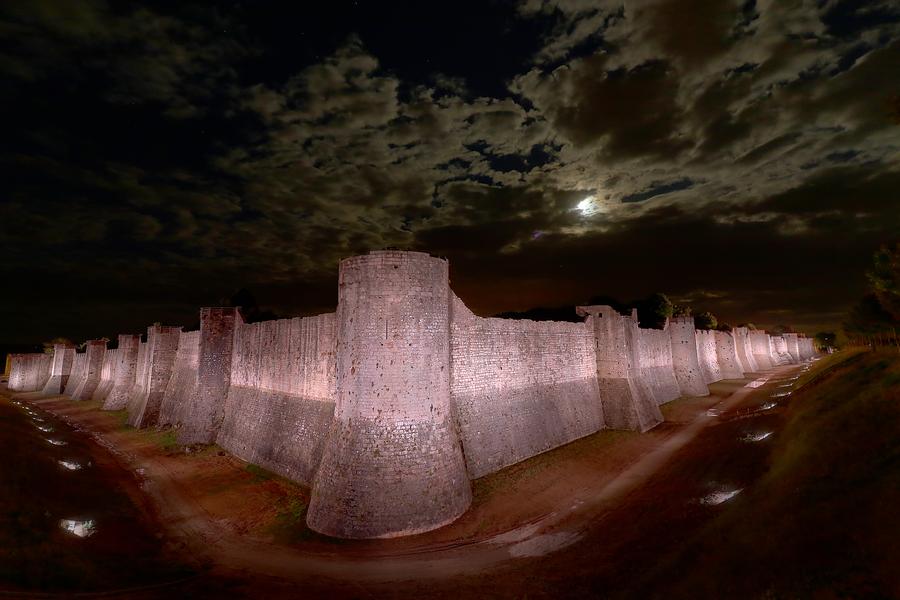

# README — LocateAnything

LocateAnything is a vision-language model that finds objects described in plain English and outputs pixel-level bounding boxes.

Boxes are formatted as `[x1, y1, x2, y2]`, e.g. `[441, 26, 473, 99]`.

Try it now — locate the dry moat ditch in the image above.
[4, 349, 895, 598]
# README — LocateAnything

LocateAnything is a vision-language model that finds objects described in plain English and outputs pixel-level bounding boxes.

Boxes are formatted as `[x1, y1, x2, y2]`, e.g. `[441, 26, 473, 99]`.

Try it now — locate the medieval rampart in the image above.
[450, 294, 604, 478]
[7, 250, 817, 540]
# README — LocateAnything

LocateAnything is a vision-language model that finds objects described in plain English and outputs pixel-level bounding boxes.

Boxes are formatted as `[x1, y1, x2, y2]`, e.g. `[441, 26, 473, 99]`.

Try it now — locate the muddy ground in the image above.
[4, 351, 892, 599]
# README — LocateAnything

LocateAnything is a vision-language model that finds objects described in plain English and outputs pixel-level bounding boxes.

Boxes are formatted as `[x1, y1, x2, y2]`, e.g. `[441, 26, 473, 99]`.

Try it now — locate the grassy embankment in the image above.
[632, 349, 900, 598]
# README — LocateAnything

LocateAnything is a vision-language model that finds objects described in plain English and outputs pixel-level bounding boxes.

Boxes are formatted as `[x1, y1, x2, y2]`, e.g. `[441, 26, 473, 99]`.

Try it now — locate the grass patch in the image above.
[632, 349, 900, 598]
[108, 408, 131, 429]
[245, 463, 275, 482]
[473, 429, 634, 502]
[266, 494, 351, 545]
[153, 428, 179, 452]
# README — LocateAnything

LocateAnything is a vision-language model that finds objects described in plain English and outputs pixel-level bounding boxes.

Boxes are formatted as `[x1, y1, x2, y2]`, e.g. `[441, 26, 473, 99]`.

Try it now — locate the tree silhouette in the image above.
[694, 311, 718, 330]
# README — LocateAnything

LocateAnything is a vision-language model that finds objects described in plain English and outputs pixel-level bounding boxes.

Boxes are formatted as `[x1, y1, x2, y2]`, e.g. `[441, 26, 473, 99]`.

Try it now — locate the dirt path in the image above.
[4, 362, 807, 597]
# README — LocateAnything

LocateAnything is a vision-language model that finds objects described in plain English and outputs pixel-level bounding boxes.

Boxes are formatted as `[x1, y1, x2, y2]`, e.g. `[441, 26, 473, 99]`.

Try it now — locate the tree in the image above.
[672, 304, 692, 318]
[867, 241, 900, 321]
[634, 292, 674, 329]
[42, 337, 74, 354]
[770, 324, 795, 335]
[694, 311, 718, 330]
[814, 332, 837, 349]
[223, 288, 280, 323]
[842, 293, 897, 347]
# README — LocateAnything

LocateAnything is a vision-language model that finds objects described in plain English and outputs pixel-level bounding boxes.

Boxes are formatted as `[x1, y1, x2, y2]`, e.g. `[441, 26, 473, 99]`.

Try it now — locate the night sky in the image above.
[2, 0, 898, 347]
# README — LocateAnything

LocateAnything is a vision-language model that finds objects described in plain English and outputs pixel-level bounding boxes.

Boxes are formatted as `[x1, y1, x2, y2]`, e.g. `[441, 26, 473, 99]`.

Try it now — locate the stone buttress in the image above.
[102, 335, 141, 410]
[668, 317, 710, 396]
[714, 331, 744, 379]
[127, 325, 181, 428]
[577, 305, 662, 431]
[41, 343, 76, 395]
[70, 340, 107, 400]
[749, 330, 774, 369]
[783, 333, 802, 363]
[177, 308, 239, 444]
[695, 329, 723, 384]
[92, 348, 118, 402]
[731, 327, 759, 373]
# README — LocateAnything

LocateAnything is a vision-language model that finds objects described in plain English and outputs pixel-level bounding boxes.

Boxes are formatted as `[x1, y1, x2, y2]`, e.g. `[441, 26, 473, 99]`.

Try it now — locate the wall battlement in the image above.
[7, 250, 815, 539]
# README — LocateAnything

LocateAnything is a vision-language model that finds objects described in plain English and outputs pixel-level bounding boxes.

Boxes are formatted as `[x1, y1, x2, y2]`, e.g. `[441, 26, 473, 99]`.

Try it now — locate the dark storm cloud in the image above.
[1, 0, 898, 344]
[621, 178, 695, 203]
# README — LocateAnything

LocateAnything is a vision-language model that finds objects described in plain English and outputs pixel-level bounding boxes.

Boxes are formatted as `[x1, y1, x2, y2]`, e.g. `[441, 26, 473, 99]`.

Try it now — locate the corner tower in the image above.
[307, 251, 471, 538]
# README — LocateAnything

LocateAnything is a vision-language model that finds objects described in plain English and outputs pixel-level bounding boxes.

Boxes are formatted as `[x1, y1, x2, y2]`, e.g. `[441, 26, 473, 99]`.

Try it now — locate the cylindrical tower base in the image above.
[307, 251, 471, 539]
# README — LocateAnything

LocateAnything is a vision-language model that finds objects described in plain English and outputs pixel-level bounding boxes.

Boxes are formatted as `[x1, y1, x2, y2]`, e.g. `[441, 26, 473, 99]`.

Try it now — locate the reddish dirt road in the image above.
[3, 361, 811, 598]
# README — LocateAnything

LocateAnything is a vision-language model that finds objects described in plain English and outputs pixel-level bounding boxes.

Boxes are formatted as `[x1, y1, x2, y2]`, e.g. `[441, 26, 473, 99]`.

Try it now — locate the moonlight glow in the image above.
[576, 195, 601, 216]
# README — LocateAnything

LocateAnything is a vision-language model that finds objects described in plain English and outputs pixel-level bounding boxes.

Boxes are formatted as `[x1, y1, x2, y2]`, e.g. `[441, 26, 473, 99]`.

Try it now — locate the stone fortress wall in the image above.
[7, 251, 819, 538]
[7, 353, 51, 392]
[450, 293, 604, 479]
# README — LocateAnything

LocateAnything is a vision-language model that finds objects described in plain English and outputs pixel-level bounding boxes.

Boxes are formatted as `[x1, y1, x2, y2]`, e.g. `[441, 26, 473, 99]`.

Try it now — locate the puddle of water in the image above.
[59, 518, 97, 538]
[771, 391, 792, 398]
[37, 424, 54, 433]
[741, 432, 773, 442]
[758, 402, 778, 411]
[508, 531, 583, 558]
[46, 438, 68, 446]
[488, 522, 542, 545]
[59, 459, 88, 471]
[706, 408, 722, 417]
[745, 377, 770, 388]
[700, 489, 742, 506]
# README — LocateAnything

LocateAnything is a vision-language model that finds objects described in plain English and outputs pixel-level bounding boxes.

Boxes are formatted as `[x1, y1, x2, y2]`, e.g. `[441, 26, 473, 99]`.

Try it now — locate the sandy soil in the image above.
[3, 362, 810, 598]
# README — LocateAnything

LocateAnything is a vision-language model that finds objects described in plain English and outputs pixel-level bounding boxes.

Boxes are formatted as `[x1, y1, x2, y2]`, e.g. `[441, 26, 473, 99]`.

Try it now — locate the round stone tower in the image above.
[307, 251, 472, 538]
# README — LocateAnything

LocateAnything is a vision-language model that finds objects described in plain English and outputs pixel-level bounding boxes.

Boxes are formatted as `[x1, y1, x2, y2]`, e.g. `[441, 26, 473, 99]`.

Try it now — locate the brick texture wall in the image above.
[102, 335, 141, 410]
[8, 353, 51, 392]
[42, 344, 75, 395]
[732, 327, 759, 373]
[217, 313, 336, 485]
[70, 340, 107, 401]
[158, 330, 199, 427]
[695, 330, 723, 384]
[669, 317, 709, 396]
[714, 331, 744, 379]
[749, 330, 774, 369]
[91, 348, 118, 402]
[450, 294, 604, 478]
